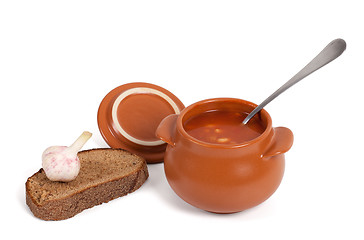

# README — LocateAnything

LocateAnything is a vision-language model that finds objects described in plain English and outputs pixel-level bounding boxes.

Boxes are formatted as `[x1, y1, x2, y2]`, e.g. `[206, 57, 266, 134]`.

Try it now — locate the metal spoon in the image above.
[242, 38, 346, 125]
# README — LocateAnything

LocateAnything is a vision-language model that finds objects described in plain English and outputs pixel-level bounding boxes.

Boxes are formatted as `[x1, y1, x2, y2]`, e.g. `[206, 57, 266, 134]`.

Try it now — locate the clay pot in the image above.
[156, 98, 294, 213]
[98, 82, 185, 163]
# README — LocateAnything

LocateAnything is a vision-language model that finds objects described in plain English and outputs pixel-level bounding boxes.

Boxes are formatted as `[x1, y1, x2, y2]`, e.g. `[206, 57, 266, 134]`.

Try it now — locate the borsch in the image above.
[183, 110, 265, 144]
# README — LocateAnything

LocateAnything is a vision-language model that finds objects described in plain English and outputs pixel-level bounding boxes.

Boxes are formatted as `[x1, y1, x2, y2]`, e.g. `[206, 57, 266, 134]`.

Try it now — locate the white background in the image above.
[1, 0, 363, 239]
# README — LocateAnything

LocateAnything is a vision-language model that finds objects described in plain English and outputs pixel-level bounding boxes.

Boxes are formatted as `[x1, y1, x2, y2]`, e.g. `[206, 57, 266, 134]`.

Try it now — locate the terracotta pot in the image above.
[98, 82, 185, 163]
[156, 98, 294, 213]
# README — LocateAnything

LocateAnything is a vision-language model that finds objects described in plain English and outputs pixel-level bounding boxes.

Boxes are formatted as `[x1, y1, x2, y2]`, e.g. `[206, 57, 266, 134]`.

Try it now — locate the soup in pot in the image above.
[183, 110, 265, 144]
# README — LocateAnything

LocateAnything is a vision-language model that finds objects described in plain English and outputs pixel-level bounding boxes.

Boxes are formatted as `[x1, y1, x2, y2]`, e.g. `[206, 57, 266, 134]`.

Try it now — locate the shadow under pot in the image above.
[156, 98, 294, 213]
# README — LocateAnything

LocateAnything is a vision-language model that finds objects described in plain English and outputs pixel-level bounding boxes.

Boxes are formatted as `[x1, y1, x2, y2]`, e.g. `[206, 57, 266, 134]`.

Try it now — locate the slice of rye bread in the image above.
[26, 148, 149, 221]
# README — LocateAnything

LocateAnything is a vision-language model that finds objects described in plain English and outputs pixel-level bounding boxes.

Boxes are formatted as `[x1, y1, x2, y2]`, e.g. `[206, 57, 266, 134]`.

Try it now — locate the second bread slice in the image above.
[26, 148, 149, 221]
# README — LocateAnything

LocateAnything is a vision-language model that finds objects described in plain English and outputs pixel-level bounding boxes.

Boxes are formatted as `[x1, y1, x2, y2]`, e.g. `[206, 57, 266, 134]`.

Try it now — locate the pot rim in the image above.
[176, 98, 273, 149]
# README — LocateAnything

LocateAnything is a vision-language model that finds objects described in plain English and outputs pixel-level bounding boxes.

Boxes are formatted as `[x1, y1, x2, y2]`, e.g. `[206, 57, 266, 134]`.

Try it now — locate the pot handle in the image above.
[263, 127, 294, 158]
[156, 114, 179, 147]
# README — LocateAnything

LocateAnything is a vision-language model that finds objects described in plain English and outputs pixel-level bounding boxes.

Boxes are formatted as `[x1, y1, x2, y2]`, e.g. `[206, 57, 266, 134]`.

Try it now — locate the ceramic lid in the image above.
[97, 82, 184, 163]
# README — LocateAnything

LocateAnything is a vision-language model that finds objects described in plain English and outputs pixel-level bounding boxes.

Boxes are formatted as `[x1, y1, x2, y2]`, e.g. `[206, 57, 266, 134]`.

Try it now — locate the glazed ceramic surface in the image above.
[156, 98, 293, 213]
[98, 82, 185, 163]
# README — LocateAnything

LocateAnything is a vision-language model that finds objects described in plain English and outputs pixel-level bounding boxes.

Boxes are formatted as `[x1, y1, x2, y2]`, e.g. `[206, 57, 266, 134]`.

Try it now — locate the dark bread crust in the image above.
[26, 148, 149, 221]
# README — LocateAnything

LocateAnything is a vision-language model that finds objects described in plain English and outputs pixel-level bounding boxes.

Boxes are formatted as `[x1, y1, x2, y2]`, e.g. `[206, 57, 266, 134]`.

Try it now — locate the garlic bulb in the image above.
[42, 131, 92, 182]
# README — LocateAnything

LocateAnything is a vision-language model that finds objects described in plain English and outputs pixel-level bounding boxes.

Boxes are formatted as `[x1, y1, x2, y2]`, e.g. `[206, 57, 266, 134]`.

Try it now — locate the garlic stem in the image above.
[69, 131, 92, 153]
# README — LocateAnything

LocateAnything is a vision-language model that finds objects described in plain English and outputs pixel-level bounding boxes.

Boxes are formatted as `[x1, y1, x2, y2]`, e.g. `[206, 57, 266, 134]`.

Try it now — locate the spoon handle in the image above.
[242, 38, 346, 125]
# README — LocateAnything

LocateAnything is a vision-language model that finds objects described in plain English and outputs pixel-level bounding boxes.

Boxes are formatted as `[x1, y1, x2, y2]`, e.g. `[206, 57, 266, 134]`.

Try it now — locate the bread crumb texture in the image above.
[26, 148, 149, 220]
